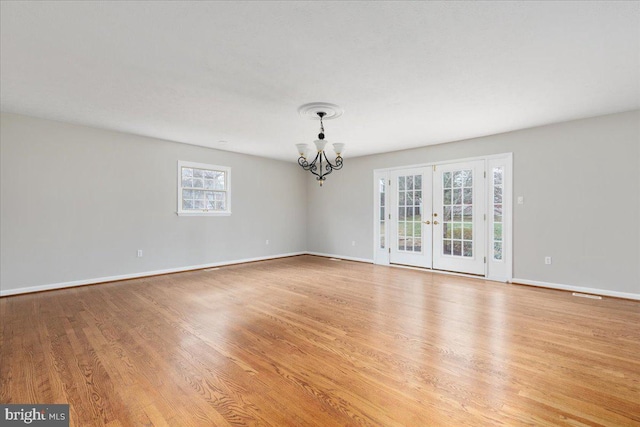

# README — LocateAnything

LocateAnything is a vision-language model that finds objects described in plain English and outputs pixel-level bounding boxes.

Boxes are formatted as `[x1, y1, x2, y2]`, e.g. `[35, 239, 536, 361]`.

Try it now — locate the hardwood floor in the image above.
[1, 255, 639, 426]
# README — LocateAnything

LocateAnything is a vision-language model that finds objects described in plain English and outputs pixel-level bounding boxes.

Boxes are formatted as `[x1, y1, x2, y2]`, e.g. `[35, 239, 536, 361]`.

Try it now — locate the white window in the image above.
[177, 160, 231, 216]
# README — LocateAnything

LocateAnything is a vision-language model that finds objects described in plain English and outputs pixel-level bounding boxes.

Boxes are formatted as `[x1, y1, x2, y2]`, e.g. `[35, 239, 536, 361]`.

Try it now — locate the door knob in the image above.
[424, 220, 431, 225]
[433, 220, 439, 225]
[433, 213, 438, 217]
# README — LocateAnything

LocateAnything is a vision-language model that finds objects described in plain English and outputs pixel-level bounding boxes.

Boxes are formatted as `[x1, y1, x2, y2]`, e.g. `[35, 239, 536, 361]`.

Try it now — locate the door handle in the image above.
[424, 220, 431, 225]
[433, 213, 438, 217]
[433, 220, 439, 225]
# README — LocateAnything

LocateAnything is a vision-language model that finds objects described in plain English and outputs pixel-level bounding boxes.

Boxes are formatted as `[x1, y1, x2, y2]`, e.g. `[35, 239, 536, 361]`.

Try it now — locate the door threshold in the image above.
[388, 263, 486, 280]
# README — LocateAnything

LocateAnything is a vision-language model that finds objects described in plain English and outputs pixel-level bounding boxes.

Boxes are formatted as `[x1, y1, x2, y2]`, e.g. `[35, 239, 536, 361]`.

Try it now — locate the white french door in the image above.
[377, 159, 492, 276]
[432, 160, 485, 275]
[389, 168, 433, 268]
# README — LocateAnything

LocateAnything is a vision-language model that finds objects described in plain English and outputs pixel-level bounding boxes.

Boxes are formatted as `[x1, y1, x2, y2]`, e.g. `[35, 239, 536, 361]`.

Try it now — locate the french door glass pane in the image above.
[398, 174, 423, 252]
[492, 167, 504, 261]
[442, 169, 473, 258]
[379, 178, 386, 249]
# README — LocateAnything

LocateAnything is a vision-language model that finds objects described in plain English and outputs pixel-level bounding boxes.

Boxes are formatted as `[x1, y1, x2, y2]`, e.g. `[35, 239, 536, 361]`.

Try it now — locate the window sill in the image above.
[177, 211, 232, 217]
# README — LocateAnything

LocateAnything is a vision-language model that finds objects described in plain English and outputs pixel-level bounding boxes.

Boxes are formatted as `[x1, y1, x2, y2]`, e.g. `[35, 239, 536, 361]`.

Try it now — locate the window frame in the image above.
[177, 160, 231, 217]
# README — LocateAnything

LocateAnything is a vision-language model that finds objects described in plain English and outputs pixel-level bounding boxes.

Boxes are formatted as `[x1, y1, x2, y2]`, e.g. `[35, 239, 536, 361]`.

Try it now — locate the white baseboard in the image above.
[3, 254, 638, 302]
[306, 252, 374, 264]
[512, 277, 640, 301]
[0, 252, 306, 297]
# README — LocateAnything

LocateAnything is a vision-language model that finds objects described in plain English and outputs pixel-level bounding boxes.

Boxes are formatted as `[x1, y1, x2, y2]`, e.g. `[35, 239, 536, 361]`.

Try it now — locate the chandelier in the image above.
[295, 103, 345, 187]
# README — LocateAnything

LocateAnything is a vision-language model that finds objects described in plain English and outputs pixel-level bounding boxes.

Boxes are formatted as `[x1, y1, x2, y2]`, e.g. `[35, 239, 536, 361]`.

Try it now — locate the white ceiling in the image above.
[1, 1, 638, 161]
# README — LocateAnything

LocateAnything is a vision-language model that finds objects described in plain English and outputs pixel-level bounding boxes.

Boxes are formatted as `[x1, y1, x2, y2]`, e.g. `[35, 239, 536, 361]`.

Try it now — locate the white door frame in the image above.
[373, 153, 513, 282]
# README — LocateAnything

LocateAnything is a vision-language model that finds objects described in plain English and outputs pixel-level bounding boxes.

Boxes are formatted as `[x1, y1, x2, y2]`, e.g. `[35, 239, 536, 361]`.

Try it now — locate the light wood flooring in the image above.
[1, 255, 639, 426]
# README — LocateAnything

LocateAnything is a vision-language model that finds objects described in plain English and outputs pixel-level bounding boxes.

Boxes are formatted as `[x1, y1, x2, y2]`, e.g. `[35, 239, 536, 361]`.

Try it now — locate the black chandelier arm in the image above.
[298, 152, 319, 170]
[299, 152, 344, 179]
[298, 153, 324, 179]
[319, 151, 343, 172]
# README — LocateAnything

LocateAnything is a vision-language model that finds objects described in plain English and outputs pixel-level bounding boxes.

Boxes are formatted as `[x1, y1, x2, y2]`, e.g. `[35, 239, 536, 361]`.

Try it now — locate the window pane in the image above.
[407, 176, 414, 190]
[452, 206, 462, 221]
[193, 169, 204, 178]
[463, 206, 472, 222]
[463, 188, 472, 204]
[443, 189, 452, 205]
[443, 240, 452, 255]
[494, 204, 503, 222]
[494, 223, 503, 241]
[463, 170, 472, 187]
[494, 186, 502, 203]
[453, 171, 462, 188]
[215, 173, 226, 190]
[193, 178, 204, 188]
[452, 223, 462, 239]
[182, 189, 193, 199]
[463, 223, 473, 240]
[204, 170, 214, 179]
[413, 222, 421, 237]
[183, 199, 194, 209]
[398, 176, 405, 190]
[494, 242, 503, 260]
[182, 168, 193, 179]
[452, 188, 462, 205]
[414, 238, 422, 252]
[443, 206, 452, 221]
[453, 240, 462, 256]
[443, 223, 452, 239]
[182, 177, 193, 187]
[443, 172, 452, 188]
[405, 223, 413, 237]
[404, 239, 413, 252]
[493, 168, 503, 185]
[463, 241, 473, 257]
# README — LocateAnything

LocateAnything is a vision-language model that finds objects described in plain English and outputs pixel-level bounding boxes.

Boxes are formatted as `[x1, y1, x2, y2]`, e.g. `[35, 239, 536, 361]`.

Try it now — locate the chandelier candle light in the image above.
[295, 103, 345, 187]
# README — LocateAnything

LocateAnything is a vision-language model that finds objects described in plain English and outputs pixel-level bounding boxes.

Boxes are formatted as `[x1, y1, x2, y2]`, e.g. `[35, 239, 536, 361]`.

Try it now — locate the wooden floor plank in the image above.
[1, 255, 639, 426]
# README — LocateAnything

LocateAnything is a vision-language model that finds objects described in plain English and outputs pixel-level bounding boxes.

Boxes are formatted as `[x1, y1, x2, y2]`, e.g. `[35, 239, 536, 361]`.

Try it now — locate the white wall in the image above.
[306, 110, 640, 297]
[2, 111, 639, 298]
[0, 112, 308, 294]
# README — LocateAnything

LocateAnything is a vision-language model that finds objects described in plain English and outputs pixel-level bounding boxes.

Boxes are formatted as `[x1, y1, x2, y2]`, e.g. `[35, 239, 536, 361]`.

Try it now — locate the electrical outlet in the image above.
[137, 250, 143, 258]
[517, 196, 524, 205]
[265, 240, 269, 245]
[545, 256, 552, 265]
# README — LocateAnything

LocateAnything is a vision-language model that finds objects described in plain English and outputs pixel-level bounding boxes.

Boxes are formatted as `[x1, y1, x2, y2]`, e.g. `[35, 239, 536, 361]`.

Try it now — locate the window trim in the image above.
[177, 160, 232, 217]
